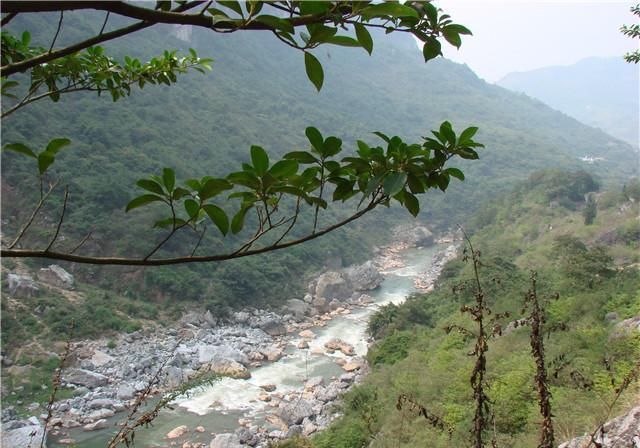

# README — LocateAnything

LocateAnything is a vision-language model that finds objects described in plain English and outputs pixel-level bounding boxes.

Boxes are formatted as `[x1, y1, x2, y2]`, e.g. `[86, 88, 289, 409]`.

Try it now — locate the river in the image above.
[52, 243, 446, 447]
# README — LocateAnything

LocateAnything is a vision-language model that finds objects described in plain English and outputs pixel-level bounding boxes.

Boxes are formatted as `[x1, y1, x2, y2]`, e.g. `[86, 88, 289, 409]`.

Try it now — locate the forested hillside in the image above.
[2, 12, 637, 310]
[498, 57, 639, 146]
[291, 171, 640, 448]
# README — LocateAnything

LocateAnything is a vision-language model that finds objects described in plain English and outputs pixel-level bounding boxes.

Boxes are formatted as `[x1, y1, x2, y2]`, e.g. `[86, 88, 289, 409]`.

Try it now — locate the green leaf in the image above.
[125, 194, 164, 212]
[37, 152, 55, 175]
[250, 145, 269, 175]
[446, 167, 465, 181]
[228, 171, 260, 189]
[162, 168, 175, 192]
[45, 138, 71, 155]
[136, 179, 165, 196]
[185, 179, 202, 191]
[422, 37, 442, 62]
[231, 205, 251, 234]
[173, 187, 191, 200]
[372, 131, 390, 143]
[407, 173, 425, 193]
[439, 121, 456, 145]
[354, 23, 373, 55]
[304, 52, 324, 92]
[457, 148, 479, 160]
[325, 35, 361, 47]
[3, 143, 36, 159]
[154, 217, 179, 228]
[184, 198, 200, 218]
[203, 204, 229, 235]
[404, 191, 420, 217]
[255, 14, 294, 33]
[360, 3, 419, 19]
[442, 28, 462, 49]
[356, 140, 371, 157]
[323, 136, 342, 157]
[269, 160, 299, 178]
[284, 151, 318, 164]
[445, 24, 473, 36]
[308, 26, 338, 45]
[383, 172, 407, 197]
[305, 127, 324, 154]
[458, 126, 479, 144]
[218, 0, 243, 16]
[199, 178, 233, 200]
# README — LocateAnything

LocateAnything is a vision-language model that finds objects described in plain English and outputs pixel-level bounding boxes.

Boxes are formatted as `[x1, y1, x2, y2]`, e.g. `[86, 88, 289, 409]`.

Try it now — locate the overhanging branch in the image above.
[1, 197, 382, 266]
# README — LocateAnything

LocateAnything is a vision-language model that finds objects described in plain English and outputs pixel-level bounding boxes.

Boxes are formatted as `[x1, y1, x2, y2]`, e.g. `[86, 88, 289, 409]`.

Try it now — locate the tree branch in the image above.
[1, 2, 204, 77]
[2, 198, 382, 266]
[1, 12, 18, 26]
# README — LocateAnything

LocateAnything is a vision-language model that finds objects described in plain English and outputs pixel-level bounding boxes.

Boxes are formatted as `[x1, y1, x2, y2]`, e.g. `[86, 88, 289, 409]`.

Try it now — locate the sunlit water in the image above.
[51, 245, 442, 447]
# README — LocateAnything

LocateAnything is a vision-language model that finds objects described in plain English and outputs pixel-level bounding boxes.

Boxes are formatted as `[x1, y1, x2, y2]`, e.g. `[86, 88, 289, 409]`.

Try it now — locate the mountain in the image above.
[498, 57, 640, 146]
[2, 14, 638, 309]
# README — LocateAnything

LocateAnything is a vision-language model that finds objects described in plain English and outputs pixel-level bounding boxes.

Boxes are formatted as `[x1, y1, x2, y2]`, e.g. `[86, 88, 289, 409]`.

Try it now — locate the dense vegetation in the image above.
[287, 171, 640, 447]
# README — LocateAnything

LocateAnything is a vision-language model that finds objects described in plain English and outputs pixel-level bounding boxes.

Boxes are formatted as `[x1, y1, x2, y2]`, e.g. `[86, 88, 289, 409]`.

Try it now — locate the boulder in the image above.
[7, 273, 40, 298]
[315, 271, 353, 301]
[259, 318, 287, 336]
[64, 368, 109, 388]
[261, 346, 284, 362]
[343, 358, 365, 372]
[89, 350, 114, 368]
[1, 420, 46, 447]
[279, 399, 315, 426]
[87, 398, 118, 410]
[298, 330, 316, 339]
[86, 408, 115, 421]
[83, 419, 109, 431]
[399, 225, 434, 247]
[311, 296, 329, 314]
[344, 261, 383, 291]
[285, 299, 311, 320]
[167, 425, 189, 439]
[297, 340, 309, 349]
[612, 315, 640, 336]
[37, 265, 74, 289]
[324, 338, 355, 356]
[210, 433, 243, 448]
[116, 384, 135, 400]
[207, 359, 251, 379]
[559, 406, 640, 448]
[197, 345, 248, 366]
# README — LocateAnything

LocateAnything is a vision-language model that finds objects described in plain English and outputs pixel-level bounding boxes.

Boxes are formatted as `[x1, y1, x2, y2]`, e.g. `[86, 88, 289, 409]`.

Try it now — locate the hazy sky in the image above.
[435, 1, 638, 82]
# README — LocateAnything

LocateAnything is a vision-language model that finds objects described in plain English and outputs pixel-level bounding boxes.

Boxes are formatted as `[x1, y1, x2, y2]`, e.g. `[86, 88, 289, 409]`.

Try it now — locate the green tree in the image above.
[1, 1, 482, 267]
[621, 3, 640, 63]
[583, 194, 597, 225]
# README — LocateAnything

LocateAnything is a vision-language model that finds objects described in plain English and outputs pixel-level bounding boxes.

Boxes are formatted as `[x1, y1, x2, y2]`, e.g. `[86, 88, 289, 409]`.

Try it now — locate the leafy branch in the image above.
[2, 123, 483, 266]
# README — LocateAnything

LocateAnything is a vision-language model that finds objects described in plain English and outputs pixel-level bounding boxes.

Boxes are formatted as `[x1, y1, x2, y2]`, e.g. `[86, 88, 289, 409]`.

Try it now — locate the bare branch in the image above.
[98, 11, 110, 36]
[7, 180, 59, 249]
[68, 231, 92, 255]
[191, 226, 206, 257]
[45, 185, 69, 252]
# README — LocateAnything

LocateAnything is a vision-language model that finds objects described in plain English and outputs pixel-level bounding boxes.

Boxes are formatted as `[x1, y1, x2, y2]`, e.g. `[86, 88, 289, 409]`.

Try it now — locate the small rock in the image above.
[260, 384, 276, 392]
[195, 426, 206, 433]
[83, 419, 109, 431]
[167, 425, 189, 439]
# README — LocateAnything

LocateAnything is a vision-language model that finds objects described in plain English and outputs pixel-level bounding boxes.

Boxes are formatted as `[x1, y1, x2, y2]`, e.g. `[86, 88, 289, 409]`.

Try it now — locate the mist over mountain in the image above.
[498, 56, 639, 146]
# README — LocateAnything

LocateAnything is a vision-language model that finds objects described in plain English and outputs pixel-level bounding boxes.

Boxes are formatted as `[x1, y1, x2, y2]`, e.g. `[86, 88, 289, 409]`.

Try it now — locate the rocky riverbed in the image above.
[2, 226, 459, 448]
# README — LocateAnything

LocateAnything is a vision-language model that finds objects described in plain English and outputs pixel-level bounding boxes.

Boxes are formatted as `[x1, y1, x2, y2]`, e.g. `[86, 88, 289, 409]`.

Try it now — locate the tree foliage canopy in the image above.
[1, 1, 481, 266]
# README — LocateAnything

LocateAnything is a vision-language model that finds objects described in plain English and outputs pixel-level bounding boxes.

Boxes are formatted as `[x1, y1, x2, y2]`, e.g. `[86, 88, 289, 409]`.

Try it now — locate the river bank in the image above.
[2, 228, 459, 448]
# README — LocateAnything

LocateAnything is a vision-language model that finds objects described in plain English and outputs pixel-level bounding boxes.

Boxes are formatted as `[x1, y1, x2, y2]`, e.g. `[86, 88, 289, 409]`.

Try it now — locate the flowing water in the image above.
[52, 244, 444, 447]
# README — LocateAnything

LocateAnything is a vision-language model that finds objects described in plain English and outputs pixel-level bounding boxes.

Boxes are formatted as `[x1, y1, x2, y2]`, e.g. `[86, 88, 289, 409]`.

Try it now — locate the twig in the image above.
[7, 180, 59, 249]
[98, 12, 110, 35]
[274, 198, 301, 246]
[49, 11, 64, 53]
[44, 185, 69, 252]
[68, 231, 92, 254]
[190, 225, 206, 256]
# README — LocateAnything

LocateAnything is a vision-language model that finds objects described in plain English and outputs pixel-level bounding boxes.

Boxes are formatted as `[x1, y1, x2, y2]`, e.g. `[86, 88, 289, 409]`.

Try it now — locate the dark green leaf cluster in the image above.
[125, 123, 482, 239]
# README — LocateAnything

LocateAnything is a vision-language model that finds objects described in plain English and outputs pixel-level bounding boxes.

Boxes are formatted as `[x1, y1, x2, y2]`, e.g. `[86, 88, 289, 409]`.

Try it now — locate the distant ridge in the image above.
[498, 56, 639, 146]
